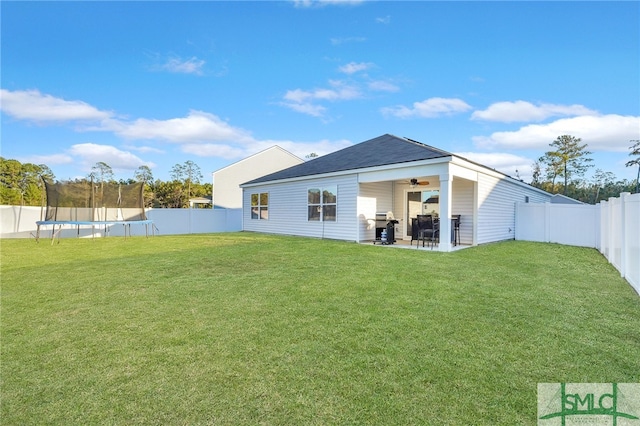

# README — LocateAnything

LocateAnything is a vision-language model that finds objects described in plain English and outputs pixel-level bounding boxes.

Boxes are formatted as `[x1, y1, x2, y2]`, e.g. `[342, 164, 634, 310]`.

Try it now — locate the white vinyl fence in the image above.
[516, 192, 639, 295]
[0, 205, 242, 239]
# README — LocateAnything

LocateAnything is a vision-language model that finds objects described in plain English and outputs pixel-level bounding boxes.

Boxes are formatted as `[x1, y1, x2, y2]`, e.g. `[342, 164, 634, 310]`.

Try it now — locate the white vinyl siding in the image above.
[243, 175, 358, 241]
[451, 177, 475, 245]
[358, 181, 394, 242]
[477, 174, 550, 244]
[392, 182, 413, 238]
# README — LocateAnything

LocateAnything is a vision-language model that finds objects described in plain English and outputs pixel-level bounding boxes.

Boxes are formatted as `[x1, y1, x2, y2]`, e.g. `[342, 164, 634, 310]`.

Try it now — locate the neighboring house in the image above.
[240, 134, 553, 251]
[189, 196, 213, 208]
[212, 146, 304, 209]
[550, 194, 584, 204]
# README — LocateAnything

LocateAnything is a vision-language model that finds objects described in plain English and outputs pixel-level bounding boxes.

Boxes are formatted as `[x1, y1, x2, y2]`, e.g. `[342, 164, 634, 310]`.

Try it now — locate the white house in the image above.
[240, 134, 552, 251]
[212, 146, 303, 209]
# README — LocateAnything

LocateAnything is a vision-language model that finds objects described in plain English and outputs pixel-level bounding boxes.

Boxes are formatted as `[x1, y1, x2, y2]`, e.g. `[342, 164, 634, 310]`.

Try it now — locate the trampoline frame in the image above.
[35, 220, 155, 244]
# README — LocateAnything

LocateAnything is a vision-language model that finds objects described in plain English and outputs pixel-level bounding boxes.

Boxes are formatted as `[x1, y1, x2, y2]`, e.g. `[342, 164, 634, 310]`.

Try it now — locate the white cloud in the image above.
[294, 0, 364, 8]
[367, 80, 400, 92]
[68, 143, 154, 171]
[123, 145, 165, 154]
[381, 97, 472, 119]
[330, 36, 366, 45]
[339, 62, 373, 74]
[181, 143, 246, 159]
[473, 114, 640, 152]
[284, 80, 361, 102]
[283, 89, 313, 104]
[20, 153, 74, 166]
[472, 100, 598, 123]
[456, 151, 534, 180]
[102, 110, 254, 144]
[159, 56, 205, 75]
[281, 80, 361, 117]
[376, 15, 391, 24]
[0, 89, 112, 122]
[281, 102, 327, 117]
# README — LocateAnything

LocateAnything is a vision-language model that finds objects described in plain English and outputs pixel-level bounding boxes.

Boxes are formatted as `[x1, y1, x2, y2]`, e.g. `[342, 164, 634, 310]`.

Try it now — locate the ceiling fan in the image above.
[410, 178, 430, 186]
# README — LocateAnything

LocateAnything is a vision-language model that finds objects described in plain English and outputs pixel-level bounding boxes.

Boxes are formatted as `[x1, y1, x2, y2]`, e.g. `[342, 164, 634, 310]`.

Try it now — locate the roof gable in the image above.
[243, 134, 451, 185]
[212, 145, 302, 175]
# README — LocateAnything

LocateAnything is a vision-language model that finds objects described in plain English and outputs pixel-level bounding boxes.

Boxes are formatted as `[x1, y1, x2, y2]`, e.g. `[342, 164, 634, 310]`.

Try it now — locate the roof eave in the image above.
[240, 156, 452, 188]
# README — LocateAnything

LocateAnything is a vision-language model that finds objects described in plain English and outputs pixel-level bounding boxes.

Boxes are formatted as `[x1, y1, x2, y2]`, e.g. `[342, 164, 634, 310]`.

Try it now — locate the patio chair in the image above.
[452, 214, 461, 246]
[417, 214, 439, 249]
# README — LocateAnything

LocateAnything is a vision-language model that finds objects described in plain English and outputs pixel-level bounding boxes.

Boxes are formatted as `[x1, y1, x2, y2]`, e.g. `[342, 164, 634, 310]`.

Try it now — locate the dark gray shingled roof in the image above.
[243, 134, 453, 185]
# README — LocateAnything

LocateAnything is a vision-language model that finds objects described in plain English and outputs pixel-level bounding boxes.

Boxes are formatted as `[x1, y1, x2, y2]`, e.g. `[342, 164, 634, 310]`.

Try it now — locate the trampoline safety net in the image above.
[43, 180, 147, 222]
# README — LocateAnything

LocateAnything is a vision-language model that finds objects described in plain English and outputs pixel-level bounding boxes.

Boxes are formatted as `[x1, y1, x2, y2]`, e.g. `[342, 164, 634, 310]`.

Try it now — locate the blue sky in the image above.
[2, 1, 639, 184]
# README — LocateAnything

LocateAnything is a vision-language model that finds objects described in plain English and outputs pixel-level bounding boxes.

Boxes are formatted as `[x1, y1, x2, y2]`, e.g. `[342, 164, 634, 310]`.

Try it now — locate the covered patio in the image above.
[357, 161, 478, 252]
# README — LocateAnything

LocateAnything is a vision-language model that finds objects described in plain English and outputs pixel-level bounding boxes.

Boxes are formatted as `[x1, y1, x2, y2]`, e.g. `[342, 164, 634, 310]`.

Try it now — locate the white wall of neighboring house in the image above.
[212, 146, 303, 209]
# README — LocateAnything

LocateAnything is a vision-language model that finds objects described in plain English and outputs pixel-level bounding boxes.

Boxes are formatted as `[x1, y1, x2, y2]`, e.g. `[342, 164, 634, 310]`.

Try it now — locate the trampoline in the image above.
[35, 179, 155, 243]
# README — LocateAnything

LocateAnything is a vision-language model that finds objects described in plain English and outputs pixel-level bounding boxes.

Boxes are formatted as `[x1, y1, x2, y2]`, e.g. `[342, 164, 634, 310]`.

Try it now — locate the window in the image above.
[308, 186, 337, 221]
[251, 193, 268, 220]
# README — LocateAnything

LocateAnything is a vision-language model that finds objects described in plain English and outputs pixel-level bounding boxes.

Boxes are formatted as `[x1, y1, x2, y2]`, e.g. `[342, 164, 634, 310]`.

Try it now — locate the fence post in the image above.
[620, 193, 630, 279]
[608, 197, 616, 262]
[601, 201, 605, 255]
[594, 203, 601, 250]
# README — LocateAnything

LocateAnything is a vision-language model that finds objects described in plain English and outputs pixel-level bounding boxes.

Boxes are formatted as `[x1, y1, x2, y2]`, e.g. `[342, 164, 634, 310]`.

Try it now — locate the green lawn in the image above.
[1, 234, 639, 425]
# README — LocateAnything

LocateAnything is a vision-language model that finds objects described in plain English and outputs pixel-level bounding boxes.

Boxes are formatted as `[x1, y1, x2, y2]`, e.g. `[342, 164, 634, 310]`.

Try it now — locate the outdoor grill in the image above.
[374, 212, 398, 245]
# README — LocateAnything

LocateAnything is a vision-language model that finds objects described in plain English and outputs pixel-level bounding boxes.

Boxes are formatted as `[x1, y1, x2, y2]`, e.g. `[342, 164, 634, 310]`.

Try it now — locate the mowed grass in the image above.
[1, 234, 639, 425]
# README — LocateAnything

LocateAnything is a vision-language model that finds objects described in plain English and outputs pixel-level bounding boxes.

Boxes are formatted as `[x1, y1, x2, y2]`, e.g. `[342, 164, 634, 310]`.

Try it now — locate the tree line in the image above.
[0, 159, 212, 208]
[2, 136, 639, 207]
[530, 136, 639, 203]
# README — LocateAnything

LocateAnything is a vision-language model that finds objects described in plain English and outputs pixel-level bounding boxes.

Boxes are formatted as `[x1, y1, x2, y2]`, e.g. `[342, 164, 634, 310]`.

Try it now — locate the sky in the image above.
[2, 1, 639, 184]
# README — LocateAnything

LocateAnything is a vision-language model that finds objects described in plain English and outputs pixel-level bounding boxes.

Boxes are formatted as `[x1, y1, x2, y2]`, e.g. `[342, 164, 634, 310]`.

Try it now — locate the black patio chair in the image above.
[417, 214, 439, 249]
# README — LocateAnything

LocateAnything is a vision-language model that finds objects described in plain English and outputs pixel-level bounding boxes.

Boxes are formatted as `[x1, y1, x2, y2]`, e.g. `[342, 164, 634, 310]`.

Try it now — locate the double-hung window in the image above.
[251, 193, 268, 220]
[308, 186, 337, 221]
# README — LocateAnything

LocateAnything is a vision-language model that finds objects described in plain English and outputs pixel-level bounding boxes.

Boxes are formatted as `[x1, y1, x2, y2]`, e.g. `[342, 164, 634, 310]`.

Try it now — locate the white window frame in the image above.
[308, 186, 337, 222]
[250, 192, 269, 220]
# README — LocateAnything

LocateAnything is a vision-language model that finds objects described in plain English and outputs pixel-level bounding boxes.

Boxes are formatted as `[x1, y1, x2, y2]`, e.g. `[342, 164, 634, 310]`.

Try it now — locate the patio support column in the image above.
[439, 173, 452, 252]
